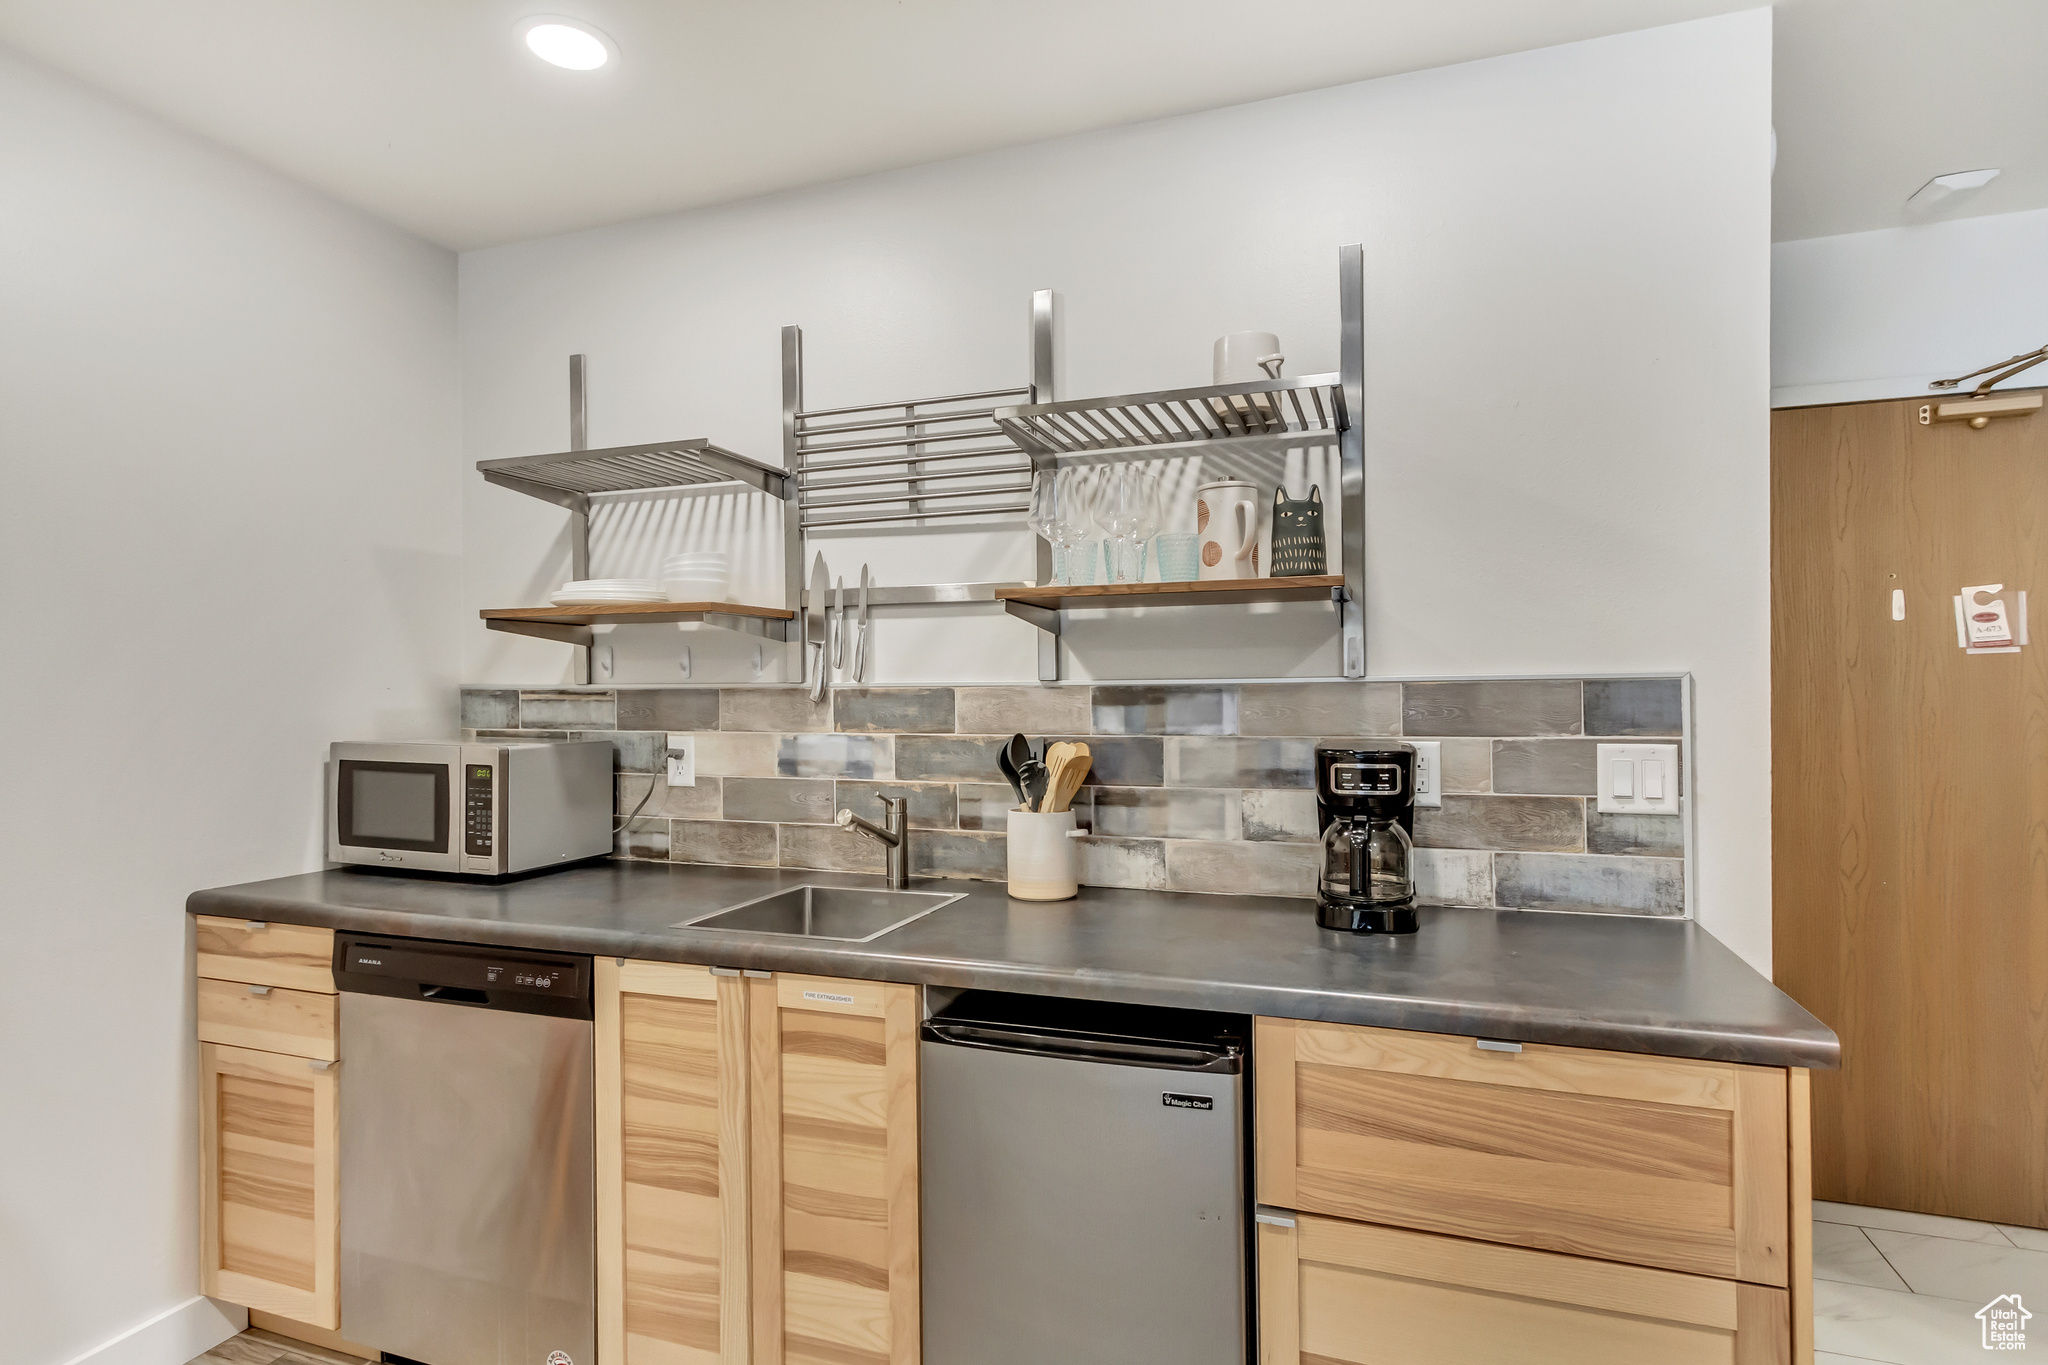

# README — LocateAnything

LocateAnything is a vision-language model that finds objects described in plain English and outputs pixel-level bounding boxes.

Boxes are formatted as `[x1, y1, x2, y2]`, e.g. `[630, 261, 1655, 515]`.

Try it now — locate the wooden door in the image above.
[1255, 1018, 1789, 1285]
[1773, 392, 2048, 1223]
[1258, 1212, 1790, 1365]
[749, 973, 921, 1365]
[596, 959, 751, 1365]
[198, 1042, 339, 1328]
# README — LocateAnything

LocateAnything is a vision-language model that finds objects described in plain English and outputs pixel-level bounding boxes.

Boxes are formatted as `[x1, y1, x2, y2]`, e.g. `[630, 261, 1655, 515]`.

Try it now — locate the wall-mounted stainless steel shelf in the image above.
[478, 437, 791, 507]
[993, 373, 1346, 465]
[479, 599, 797, 648]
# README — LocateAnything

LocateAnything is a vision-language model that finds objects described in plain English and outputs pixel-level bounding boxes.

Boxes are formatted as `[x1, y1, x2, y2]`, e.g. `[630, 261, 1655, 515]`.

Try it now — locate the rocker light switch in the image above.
[1597, 743, 1679, 815]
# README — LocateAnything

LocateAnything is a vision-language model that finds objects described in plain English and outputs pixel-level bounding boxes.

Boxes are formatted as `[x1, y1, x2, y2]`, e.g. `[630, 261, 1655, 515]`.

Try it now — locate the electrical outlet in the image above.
[1596, 743, 1679, 815]
[665, 733, 695, 787]
[1409, 741, 1442, 808]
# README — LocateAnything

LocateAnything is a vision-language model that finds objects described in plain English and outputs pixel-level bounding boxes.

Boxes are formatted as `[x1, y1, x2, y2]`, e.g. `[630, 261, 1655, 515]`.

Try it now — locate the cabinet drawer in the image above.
[197, 978, 338, 1061]
[195, 916, 335, 993]
[1259, 1213, 1789, 1365]
[1256, 1018, 1789, 1285]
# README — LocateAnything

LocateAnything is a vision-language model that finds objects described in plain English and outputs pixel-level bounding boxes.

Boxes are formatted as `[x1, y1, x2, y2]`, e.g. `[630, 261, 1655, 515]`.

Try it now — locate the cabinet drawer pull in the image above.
[710, 966, 742, 977]
[1475, 1038, 1522, 1053]
[248, 985, 273, 997]
[244, 920, 268, 930]
[307, 1059, 337, 1072]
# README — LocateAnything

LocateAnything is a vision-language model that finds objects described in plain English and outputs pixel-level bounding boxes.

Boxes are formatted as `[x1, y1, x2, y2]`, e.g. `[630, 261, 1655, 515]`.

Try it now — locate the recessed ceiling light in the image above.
[519, 16, 615, 71]
[1907, 168, 2000, 209]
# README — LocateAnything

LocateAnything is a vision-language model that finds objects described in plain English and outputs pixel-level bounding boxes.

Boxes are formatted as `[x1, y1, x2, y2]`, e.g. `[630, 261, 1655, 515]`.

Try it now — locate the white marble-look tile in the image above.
[1816, 1200, 2013, 1245]
[1866, 1227, 2048, 1305]
[1815, 1220, 1909, 1291]
[1814, 1279, 1999, 1365]
[2000, 1223, 2048, 1253]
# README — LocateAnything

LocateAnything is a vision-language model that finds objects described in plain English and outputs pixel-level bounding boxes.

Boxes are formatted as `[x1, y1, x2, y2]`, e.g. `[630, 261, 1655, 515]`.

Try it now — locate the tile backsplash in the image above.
[461, 677, 1688, 916]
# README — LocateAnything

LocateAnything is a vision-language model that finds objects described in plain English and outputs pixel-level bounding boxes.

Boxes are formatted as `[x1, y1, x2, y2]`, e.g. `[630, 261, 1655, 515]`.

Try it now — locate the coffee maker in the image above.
[1314, 743, 1419, 934]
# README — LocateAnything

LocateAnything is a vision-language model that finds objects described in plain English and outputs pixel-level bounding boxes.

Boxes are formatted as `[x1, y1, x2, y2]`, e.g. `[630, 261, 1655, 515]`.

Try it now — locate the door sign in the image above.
[1953, 584, 2028, 654]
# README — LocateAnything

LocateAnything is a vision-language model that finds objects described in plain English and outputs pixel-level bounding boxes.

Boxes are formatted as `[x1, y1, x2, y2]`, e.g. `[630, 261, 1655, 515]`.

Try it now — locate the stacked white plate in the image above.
[550, 578, 665, 605]
[660, 552, 731, 603]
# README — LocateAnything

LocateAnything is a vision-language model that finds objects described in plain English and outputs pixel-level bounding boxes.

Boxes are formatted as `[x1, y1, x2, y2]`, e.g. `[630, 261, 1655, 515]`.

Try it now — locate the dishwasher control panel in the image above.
[333, 933, 592, 1019]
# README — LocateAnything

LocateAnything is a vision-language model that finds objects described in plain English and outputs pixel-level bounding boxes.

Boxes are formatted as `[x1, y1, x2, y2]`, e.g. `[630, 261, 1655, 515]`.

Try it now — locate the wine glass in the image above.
[1124, 470, 1163, 582]
[1099, 467, 1162, 583]
[1028, 470, 1063, 584]
[1059, 468, 1102, 585]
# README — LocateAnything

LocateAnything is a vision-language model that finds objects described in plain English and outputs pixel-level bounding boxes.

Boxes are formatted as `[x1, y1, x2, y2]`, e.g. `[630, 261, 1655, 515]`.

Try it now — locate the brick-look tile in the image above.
[835, 780, 957, 829]
[1090, 787, 1238, 841]
[914, 831, 1008, 880]
[957, 782, 1027, 831]
[1493, 852, 1684, 915]
[1586, 811, 1685, 858]
[690, 731, 779, 778]
[461, 689, 518, 730]
[775, 733, 891, 780]
[1165, 840, 1317, 898]
[1415, 795, 1585, 853]
[520, 690, 617, 729]
[1049, 736, 1164, 787]
[1436, 738, 1492, 793]
[833, 688, 956, 734]
[1415, 848, 1493, 907]
[720, 688, 831, 733]
[1090, 686, 1239, 736]
[617, 688, 720, 733]
[1167, 737, 1315, 788]
[573, 731, 664, 773]
[895, 735, 1009, 783]
[723, 777, 835, 825]
[1240, 789, 1320, 843]
[1583, 678, 1683, 737]
[669, 819, 778, 867]
[778, 822, 885, 874]
[1238, 682, 1400, 737]
[615, 819, 669, 860]
[1491, 739, 1600, 796]
[955, 687, 1091, 736]
[1074, 836, 1168, 891]
[1401, 680, 1582, 737]
[617, 774, 721, 821]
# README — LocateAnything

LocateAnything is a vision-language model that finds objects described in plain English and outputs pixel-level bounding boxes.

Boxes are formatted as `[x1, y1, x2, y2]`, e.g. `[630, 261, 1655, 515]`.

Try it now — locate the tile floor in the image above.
[188, 1329, 363, 1365]
[1816, 1200, 2048, 1362]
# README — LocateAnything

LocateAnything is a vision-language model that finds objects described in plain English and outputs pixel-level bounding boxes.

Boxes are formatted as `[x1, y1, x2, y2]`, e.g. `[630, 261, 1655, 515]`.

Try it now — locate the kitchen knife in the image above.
[833, 576, 845, 670]
[808, 553, 831, 703]
[853, 565, 871, 682]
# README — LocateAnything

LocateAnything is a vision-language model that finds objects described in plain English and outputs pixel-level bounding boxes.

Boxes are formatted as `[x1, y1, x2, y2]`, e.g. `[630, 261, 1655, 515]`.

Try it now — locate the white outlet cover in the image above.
[1409, 741, 1442, 808]
[1596, 742, 1678, 815]
[665, 733, 696, 787]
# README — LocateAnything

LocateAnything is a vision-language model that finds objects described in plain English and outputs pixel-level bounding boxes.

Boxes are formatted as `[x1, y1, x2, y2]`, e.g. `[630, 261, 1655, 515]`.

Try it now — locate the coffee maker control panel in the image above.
[1329, 762, 1404, 796]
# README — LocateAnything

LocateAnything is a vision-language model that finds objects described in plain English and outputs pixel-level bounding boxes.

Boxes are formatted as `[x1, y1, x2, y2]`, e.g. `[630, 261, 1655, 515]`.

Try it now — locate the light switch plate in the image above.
[1596, 743, 1678, 815]
[665, 733, 696, 788]
[1409, 741, 1442, 808]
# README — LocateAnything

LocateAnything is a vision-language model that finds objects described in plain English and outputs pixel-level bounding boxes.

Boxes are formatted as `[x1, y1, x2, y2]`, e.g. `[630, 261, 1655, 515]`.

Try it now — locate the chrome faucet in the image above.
[835, 795, 910, 888]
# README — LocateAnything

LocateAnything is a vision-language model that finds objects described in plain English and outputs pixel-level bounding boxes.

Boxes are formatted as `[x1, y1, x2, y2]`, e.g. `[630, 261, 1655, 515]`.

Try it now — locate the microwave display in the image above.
[337, 760, 449, 853]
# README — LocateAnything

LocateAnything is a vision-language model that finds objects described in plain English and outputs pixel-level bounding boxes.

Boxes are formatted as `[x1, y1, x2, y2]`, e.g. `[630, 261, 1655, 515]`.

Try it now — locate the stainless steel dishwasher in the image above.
[919, 991, 1249, 1365]
[335, 933, 594, 1365]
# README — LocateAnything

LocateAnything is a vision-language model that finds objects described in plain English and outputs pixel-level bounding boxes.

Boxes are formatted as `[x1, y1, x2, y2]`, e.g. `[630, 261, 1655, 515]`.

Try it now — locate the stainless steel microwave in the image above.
[328, 740, 613, 876]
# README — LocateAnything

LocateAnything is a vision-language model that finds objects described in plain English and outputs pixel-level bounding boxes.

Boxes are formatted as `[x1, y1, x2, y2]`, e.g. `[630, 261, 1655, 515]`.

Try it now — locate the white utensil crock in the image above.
[1006, 808, 1080, 901]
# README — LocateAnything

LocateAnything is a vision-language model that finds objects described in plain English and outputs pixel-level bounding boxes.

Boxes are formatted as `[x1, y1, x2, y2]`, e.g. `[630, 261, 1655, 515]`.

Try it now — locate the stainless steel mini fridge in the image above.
[918, 992, 1248, 1365]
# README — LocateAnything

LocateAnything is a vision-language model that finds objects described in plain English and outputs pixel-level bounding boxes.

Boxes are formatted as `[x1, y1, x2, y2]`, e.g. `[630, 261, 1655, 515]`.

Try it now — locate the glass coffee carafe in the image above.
[1318, 813, 1414, 912]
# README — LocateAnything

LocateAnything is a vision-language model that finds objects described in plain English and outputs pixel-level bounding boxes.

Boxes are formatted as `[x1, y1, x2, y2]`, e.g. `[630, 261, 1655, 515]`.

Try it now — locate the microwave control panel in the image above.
[464, 764, 494, 856]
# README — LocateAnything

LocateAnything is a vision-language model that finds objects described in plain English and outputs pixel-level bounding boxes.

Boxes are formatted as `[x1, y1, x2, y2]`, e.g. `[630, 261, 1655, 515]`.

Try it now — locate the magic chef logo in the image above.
[1162, 1092, 1215, 1111]
[1979, 1294, 2031, 1350]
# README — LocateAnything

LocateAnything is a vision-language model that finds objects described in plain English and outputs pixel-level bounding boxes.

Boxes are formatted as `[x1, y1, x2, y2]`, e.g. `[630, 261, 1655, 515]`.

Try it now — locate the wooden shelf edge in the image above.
[481, 601, 796, 623]
[994, 575, 1343, 609]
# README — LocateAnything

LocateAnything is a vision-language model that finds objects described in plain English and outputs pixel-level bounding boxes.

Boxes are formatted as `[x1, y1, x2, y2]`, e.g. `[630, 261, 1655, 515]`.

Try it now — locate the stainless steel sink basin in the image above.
[673, 884, 964, 942]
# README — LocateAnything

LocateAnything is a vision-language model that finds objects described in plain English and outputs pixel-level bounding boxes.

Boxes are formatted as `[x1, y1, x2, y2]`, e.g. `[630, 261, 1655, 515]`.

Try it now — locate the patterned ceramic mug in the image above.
[1195, 479, 1261, 580]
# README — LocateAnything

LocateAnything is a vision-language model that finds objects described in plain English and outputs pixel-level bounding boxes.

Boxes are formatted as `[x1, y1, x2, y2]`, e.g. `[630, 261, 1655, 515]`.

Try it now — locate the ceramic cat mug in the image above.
[1270, 484, 1327, 577]
[1195, 479, 1261, 580]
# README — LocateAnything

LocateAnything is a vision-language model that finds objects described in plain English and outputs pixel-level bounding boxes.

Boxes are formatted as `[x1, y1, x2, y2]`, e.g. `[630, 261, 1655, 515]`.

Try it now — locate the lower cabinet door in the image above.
[596, 960, 752, 1365]
[199, 1042, 339, 1328]
[750, 973, 922, 1365]
[1259, 1213, 1791, 1365]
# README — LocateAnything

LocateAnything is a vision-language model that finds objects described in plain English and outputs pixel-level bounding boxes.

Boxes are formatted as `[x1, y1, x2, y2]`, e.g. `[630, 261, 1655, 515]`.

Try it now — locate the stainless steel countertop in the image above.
[187, 861, 1839, 1068]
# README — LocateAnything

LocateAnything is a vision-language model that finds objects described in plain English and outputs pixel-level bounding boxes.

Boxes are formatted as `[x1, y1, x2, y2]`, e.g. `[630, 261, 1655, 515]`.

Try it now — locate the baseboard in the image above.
[59, 1296, 247, 1365]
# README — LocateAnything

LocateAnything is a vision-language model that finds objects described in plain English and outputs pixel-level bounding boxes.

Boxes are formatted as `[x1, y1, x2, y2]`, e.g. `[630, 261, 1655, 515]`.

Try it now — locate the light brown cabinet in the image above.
[595, 963, 922, 1365]
[1259, 1213, 1791, 1365]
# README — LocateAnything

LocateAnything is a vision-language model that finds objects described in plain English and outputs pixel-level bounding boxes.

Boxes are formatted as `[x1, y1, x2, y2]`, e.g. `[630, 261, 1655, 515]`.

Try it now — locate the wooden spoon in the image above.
[1046, 743, 1092, 813]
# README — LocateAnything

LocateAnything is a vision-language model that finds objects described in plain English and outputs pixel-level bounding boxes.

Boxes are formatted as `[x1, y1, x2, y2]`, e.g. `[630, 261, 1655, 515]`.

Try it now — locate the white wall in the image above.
[462, 11, 1774, 964]
[0, 48, 461, 1365]
[1773, 207, 2048, 408]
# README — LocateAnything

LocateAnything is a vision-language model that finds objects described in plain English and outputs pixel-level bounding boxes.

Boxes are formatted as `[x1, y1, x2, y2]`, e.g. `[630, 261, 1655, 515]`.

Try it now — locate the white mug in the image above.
[1214, 331, 1284, 385]
[1196, 479, 1261, 580]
